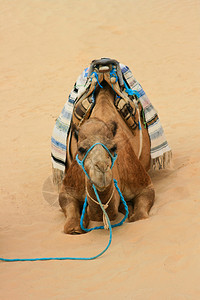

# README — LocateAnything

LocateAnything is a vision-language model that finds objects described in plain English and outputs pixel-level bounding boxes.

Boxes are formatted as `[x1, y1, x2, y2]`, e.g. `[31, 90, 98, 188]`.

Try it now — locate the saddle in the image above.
[72, 58, 141, 131]
[67, 58, 142, 164]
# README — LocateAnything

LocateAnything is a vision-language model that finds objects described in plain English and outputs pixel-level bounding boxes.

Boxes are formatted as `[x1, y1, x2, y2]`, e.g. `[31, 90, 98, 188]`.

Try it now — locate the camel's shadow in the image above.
[42, 175, 59, 207]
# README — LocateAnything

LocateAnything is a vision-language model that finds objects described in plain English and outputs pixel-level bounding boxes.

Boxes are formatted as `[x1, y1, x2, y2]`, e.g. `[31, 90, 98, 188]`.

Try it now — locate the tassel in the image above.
[102, 203, 109, 230]
[103, 213, 109, 230]
[86, 185, 114, 230]
[151, 150, 172, 170]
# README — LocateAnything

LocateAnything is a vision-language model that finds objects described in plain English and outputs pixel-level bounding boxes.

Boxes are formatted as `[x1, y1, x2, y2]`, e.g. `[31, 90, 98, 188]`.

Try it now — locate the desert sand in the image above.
[1, 1, 200, 299]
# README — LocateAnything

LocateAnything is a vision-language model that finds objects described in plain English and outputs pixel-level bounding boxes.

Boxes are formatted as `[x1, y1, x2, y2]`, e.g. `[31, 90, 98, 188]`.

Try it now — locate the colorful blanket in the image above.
[51, 62, 172, 182]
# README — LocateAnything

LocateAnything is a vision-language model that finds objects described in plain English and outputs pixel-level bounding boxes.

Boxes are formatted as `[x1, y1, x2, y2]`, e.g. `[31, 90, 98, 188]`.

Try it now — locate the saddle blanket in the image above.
[51, 63, 172, 179]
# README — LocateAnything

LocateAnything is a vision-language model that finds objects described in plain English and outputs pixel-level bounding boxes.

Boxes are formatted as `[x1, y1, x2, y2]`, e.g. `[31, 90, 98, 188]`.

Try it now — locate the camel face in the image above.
[80, 143, 113, 191]
[77, 119, 117, 191]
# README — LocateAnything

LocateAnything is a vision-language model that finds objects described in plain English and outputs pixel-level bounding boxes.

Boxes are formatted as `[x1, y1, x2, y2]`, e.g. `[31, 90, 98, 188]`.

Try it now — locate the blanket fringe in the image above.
[151, 150, 172, 170]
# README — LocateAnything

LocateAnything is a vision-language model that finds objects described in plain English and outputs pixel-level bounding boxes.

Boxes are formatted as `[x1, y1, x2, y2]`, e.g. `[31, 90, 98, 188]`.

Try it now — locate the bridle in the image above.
[76, 142, 117, 180]
[76, 142, 128, 230]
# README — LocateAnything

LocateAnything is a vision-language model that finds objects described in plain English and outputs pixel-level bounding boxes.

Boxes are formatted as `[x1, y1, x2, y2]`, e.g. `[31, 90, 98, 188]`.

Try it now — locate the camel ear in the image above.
[108, 121, 118, 137]
[74, 129, 79, 141]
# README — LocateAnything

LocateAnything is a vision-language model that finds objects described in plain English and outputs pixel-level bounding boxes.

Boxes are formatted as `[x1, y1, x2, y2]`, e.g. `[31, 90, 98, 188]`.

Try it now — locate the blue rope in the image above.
[0, 204, 113, 262]
[91, 71, 103, 88]
[0, 143, 128, 263]
[123, 80, 140, 98]
[0, 205, 113, 262]
[77, 142, 128, 231]
[109, 66, 119, 91]
[109, 66, 140, 100]
[76, 142, 117, 173]
[80, 179, 129, 232]
[110, 66, 119, 82]
[0, 235, 112, 262]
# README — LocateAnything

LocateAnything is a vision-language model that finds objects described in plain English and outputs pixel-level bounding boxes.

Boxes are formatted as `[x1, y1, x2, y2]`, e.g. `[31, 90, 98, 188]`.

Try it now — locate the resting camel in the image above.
[59, 82, 155, 234]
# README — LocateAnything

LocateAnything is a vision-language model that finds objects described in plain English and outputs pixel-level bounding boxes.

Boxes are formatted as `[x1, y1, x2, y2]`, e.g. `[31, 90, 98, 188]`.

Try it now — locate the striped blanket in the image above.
[51, 62, 172, 183]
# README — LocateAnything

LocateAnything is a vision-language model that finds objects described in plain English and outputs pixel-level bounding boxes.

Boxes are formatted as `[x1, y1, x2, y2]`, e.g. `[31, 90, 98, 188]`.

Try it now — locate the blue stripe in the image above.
[61, 107, 73, 119]
[144, 104, 155, 113]
[149, 127, 164, 139]
[68, 96, 75, 104]
[51, 137, 66, 150]
[137, 89, 145, 97]
[55, 119, 69, 132]
[121, 65, 129, 73]
[84, 67, 89, 77]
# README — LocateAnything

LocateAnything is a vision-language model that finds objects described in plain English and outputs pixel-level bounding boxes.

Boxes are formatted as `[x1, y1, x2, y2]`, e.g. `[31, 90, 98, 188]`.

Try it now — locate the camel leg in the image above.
[59, 192, 89, 234]
[129, 186, 155, 222]
[118, 201, 134, 218]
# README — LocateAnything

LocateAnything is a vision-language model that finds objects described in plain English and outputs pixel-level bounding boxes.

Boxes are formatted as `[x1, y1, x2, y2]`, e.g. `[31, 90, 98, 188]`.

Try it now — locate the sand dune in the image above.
[1, 1, 200, 299]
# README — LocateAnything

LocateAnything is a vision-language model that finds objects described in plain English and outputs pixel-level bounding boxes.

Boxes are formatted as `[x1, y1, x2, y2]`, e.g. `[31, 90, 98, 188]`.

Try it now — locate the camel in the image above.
[59, 82, 155, 234]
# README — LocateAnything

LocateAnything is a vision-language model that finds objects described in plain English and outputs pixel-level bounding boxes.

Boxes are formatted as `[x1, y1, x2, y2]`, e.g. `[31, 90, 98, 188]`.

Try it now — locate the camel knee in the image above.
[129, 186, 155, 222]
[59, 192, 80, 217]
[59, 192, 68, 210]
[137, 185, 155, 210]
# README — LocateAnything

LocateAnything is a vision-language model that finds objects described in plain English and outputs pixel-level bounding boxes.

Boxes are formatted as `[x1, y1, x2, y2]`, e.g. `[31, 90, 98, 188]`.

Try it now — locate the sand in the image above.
[0, 0, 200, 299]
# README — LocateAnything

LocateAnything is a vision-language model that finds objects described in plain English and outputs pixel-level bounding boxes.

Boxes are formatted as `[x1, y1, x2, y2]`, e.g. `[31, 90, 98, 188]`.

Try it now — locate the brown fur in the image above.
[59, 83, 155, 234]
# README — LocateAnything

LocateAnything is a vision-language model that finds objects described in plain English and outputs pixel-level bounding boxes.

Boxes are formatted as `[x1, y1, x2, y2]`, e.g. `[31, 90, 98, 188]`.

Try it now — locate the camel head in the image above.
[75, 118, 118, 191]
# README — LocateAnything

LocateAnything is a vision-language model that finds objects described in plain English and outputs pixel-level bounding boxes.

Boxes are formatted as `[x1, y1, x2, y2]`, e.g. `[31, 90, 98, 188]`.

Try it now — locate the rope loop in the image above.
[80, 179, 129, 232]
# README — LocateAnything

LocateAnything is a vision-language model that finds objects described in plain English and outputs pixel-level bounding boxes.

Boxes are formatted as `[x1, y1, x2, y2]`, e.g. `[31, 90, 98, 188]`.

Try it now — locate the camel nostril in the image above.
[95, 162, 109, 173]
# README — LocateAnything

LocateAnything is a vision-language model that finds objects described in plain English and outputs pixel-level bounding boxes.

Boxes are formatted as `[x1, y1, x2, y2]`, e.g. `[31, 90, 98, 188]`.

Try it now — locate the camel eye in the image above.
[110, 145, 117, 153]
[78, 147, 87, 154]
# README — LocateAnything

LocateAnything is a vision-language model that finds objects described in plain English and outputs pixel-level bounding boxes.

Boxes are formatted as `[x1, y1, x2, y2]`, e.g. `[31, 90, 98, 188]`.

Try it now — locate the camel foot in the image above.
[64, 218, 87, 234]
[128, 212, 149, 222]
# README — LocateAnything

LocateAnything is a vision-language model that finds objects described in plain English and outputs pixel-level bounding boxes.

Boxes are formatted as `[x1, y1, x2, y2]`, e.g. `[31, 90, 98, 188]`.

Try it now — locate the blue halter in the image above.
[76, 142, 129, 232]
[76, 142, 117, 179]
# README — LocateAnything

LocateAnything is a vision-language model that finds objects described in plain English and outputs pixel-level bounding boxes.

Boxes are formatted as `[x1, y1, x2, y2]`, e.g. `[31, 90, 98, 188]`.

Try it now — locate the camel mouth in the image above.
[91, 177, 112, 192]
[95, 184, 109, 192]
[89, 168, 113, 192]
